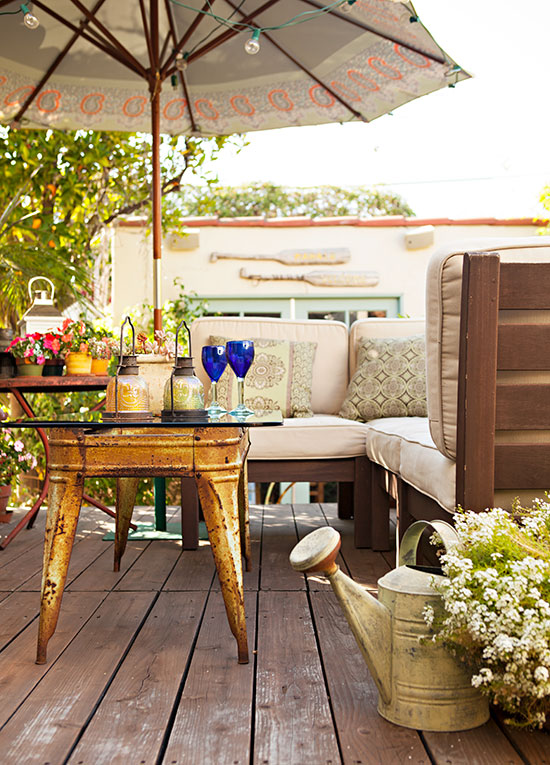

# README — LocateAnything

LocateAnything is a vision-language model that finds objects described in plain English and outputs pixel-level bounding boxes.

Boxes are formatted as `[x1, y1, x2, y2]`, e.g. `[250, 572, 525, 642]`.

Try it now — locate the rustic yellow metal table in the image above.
[2, 411, 282, 666]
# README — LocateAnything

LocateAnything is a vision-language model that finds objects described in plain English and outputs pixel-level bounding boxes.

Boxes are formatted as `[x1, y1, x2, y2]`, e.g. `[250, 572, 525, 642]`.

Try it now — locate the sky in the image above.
[192, 0, 550, 220]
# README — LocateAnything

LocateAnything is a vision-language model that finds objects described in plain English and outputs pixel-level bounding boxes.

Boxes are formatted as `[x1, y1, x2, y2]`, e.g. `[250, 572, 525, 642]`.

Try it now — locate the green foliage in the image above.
[0, 127, 240, 329]
[177, 181, 414, 218]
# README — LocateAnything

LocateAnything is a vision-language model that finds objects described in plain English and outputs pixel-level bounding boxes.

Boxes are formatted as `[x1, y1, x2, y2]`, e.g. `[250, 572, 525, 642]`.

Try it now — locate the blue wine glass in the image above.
[201, 345, 227, 415]
[226, 340, 255, 416]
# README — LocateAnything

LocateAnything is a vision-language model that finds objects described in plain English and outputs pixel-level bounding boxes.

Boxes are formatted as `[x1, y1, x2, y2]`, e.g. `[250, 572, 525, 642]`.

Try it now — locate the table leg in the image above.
[196, 471, 248, 664]
[114, 477, 140, 572]
[36, 470, 84, 664]
[238, 460, 251, 572]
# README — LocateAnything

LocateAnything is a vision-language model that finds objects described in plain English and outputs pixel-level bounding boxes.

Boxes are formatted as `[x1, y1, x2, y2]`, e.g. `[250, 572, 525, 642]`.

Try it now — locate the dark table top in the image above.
[0, 410, 283, 429]
[0, 375, 110, 392]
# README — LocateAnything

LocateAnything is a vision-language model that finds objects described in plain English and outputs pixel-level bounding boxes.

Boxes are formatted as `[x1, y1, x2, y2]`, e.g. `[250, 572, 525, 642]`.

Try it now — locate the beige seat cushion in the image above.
[191, 317, 349, 414]
[365, 416, 431, 474]
[425, 236, 550, 460]
[249, 415, 368, 460]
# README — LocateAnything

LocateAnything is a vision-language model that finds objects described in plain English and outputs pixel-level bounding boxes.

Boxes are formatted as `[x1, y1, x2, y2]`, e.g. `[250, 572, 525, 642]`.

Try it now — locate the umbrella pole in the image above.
[151, 84, 162, 332]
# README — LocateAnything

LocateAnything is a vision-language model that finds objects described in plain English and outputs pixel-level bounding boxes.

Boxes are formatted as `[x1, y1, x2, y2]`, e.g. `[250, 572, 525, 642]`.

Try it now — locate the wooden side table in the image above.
[38, 424, 252, 665]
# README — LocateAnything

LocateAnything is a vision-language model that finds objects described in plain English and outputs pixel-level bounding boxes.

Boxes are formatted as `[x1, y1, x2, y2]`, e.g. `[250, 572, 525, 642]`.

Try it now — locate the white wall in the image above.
[112, 217, 543, 321]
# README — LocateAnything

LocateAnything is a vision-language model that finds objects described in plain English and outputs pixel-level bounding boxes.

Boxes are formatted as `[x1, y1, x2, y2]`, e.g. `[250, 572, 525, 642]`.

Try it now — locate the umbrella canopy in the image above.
[0, 0, 468, 327]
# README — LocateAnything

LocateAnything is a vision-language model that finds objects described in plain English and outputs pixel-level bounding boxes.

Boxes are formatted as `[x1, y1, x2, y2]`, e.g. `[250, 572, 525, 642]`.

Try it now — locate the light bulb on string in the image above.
[175, 53, 187, 71]
[339, 0, 356, 13]
[20, 3, 39, 28]
[244, 29, 260, 55]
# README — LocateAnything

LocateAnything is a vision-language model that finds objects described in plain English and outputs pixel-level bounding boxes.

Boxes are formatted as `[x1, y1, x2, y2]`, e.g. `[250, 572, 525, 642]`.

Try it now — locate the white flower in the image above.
[13, 440, 24, 452]
[534, 666, 549, 683]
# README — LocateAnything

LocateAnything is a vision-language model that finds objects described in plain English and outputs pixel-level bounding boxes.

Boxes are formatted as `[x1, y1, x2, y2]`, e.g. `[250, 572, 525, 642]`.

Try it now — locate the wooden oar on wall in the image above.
[210, 248, 351, 265]
[239, 268, 379, 287]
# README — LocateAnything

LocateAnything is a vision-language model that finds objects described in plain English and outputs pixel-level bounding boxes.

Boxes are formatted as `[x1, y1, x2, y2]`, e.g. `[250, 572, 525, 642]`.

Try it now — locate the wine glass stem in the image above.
[211, 380, 218, 407]
[237, 377, 245, 407]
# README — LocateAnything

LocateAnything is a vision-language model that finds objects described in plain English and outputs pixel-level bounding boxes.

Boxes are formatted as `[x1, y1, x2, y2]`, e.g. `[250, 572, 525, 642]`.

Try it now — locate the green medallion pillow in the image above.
[339, 334, 427, 422]
[209, 335, 317, 417]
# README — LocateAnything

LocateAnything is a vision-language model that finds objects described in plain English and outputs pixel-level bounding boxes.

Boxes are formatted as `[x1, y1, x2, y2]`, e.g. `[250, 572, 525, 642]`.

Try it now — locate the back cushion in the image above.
[426, 236, 550, 460]
[349, 318, 425, 378]
[190, 317, 349, 414]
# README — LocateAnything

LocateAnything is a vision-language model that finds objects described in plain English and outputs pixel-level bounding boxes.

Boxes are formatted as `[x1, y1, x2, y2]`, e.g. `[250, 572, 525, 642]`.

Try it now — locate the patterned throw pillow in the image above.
[339, 334, 427, 422]
[209, 336, 316, 417]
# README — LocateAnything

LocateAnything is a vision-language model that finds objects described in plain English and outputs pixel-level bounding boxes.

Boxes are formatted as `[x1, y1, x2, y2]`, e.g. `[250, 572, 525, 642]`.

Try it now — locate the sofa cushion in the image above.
[349, 317, 425, 377]
[426, 236, 550, 460]
[249, 415, 368, 460]
[365, 416, 430, 474]
[191, 317, 349, 414]
[210, 335, 316, 417]
[339, 335, 427, 422]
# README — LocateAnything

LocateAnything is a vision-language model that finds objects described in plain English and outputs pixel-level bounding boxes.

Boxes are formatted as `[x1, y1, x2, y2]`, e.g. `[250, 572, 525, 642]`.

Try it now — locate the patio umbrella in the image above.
[0, 0, 468, 329]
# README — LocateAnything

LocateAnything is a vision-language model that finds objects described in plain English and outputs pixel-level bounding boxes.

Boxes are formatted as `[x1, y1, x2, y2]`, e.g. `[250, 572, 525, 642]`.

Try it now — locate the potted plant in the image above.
[42, 330, 66, 376]
[128, 330, 176, 415]
[60, 318, 93, 375]
[88, 336, 113, 376]
[0, 428, 38, 522]
[424, 502, 550, 730]
[6, 332, 46, 376]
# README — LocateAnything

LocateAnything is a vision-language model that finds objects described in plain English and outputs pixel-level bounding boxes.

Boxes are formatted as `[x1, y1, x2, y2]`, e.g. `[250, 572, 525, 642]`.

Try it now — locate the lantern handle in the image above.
[118, 316, 136, 362]
[174, 319, 191, 360]
[28, 276, 55, 301]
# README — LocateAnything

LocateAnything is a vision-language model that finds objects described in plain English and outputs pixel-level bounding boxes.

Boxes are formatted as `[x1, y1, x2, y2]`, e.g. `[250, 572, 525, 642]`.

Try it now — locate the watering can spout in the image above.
[289, 527, 392, 705]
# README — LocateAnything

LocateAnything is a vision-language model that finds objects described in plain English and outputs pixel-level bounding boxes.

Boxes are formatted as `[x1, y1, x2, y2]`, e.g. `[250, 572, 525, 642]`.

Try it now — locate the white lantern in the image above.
[17, 277, 64, 336]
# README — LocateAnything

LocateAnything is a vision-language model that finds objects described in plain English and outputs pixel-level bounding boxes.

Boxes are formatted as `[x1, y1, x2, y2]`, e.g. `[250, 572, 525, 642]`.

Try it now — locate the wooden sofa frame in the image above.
[366, 252, 550, 549]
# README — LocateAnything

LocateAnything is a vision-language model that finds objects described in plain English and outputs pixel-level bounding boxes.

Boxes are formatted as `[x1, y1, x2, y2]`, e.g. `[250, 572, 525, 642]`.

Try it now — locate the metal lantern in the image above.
[161, 320, 207, 422]
[17, 277, 64, 335]
[104, 316, 153, 421]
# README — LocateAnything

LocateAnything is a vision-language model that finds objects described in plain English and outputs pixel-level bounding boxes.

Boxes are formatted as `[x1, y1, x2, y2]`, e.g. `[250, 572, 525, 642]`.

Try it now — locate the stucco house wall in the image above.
[112, 216, 544, 322]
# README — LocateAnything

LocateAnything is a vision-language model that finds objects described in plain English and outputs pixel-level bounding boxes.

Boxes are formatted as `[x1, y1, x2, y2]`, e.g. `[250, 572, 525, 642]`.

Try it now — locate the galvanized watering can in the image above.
[289, 520, 489, 731]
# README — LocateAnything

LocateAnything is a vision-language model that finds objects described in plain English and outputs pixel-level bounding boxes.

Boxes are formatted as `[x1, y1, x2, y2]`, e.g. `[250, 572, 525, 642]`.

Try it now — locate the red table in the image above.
[0, 374, 117, 548]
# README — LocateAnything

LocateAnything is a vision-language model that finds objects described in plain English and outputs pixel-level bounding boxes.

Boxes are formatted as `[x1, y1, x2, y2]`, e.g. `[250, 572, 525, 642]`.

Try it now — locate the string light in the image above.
[244, 29, 260, 55]
[339, 0, 356, 14]
[175, 52, 187, 71]
[20, 4, 39, 29]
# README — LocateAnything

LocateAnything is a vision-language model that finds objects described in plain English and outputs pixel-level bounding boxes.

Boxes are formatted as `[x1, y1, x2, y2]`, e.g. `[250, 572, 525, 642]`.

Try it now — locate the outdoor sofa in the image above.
[190, 236, 550, 549]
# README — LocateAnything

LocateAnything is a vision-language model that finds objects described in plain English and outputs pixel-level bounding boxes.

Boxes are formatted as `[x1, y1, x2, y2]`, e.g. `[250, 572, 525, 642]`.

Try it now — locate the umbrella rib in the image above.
[31, 1, 146, 77]
[10, 0, 109, 125]
[161, 0, 213, 75]
[65, 0, 150, 78]
[186, 0, 283, 64]
[297, 0, 448, 66]
[164, 0, 199, 132]
[139, 0, 155, 70]
[223, 0, 368, 122]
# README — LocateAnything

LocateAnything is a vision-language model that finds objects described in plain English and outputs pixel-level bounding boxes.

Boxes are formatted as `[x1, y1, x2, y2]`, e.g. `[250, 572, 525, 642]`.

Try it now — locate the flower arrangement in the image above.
[7, 332, 47, 365]
[0, 428, 37, 486]
[42, 330, 65, 359]
[59, 318, 93, 354]
[424, 502, 550, 729]
[132, 330, 176, 359]
[88, 336, 114, 360]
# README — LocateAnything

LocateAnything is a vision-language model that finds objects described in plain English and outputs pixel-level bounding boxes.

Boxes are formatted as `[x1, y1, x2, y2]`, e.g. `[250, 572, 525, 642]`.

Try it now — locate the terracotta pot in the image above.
[65, 351, 92, 375]
[0, 484, 12, 523]
[90, 357, 109, 376]
[136, 355, 173, 415]
[15, 359, 43, 377]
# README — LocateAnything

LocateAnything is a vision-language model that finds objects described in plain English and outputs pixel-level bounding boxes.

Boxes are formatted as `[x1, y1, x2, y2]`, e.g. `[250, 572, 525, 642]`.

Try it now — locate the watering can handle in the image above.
[398, 520, 459, 568]
[28, 276, 55, 300]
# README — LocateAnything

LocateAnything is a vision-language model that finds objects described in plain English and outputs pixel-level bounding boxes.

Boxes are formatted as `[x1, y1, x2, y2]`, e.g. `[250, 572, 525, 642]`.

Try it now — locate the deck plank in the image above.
[0, 591, 155, 764]
[164, 590, 257, 765]
[424, 720, 524, 764]
[67, 591, 209, 765]
[0, 590, 107, 729]
[254, 590, 341, 765]
[311, 590, 429, 764]
[0, 591, 39, 649]
[502, 725, 550, 762]
[114, 539, 182, 591]
[260, 503, 303, 591]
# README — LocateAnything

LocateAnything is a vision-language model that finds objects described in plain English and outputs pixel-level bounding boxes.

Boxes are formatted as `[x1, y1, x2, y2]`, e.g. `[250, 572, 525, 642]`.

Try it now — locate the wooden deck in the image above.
[0, 501, 549, 765]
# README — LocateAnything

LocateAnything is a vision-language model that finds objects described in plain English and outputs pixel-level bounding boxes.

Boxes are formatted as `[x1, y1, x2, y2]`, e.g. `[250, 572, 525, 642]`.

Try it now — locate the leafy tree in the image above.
[177, 181, 414, 218]
[0, 128, 239, 329]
